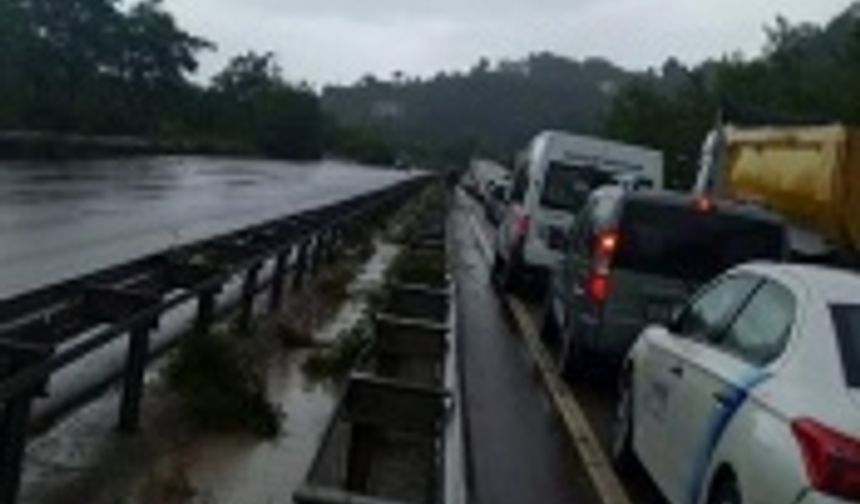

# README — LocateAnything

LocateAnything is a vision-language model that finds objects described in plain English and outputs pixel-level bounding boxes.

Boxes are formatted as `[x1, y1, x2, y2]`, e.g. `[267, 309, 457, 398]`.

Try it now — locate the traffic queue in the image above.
[468, 127, 860, 504]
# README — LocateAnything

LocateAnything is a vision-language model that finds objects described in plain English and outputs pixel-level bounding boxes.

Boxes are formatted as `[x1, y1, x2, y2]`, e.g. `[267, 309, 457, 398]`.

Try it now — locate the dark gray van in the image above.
[541, 187, 788, 379]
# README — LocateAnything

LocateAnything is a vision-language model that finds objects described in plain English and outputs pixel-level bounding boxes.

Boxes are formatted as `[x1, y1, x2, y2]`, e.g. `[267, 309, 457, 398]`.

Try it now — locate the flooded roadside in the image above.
[19, 241, 401, 504]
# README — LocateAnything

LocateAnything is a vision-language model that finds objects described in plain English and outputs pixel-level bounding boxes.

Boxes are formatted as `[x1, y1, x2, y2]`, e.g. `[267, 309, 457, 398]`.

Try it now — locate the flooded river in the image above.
[0, 157, 413, 300]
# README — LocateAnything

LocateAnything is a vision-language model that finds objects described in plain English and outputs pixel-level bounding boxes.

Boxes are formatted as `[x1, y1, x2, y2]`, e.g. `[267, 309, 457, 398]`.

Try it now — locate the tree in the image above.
[0, 0, 212, 135]
[604, 5, 860, 189]
[210, 52, 323, 159]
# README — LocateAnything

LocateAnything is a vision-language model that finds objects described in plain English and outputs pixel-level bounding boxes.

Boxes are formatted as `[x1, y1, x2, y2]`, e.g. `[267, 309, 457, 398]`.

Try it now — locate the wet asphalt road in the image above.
[456, 191, 666, 504]
[0, 157, 414, 300]
[451, 193, 599, 504]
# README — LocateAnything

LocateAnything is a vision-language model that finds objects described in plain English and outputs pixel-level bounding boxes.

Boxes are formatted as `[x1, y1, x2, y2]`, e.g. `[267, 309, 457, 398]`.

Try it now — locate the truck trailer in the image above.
[695, 124, 860, 261]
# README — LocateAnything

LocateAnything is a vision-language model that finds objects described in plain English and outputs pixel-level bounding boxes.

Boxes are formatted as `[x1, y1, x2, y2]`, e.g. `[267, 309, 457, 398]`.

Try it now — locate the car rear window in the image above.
[541, 161, 613, 212]
[614, 200, 785, 283]
[832, 305, 860, 388]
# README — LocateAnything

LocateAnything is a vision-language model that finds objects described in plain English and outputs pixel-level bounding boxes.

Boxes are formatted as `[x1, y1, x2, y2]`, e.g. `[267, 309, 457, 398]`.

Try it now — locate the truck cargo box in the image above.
[719, 125, 860, 255]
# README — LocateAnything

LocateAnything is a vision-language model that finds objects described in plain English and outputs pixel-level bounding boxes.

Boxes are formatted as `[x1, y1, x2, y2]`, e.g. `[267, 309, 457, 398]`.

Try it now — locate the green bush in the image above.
[388, 251, 447, 287]
[167, 330, 281, 438]
[302, 318, 373, 382]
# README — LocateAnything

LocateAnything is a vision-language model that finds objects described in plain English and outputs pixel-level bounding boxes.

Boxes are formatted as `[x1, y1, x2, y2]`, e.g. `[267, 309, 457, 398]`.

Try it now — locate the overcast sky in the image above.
[165, 0, 853, 85]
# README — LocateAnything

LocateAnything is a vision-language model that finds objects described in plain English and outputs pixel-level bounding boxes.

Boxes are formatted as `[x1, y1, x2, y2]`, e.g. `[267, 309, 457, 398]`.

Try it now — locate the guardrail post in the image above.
[309, 236, 323, 277]
[195, 288, 217, 338]
[269, 250, 288, 313]
[118, 321, 153, 433]
[324, 229, 338, 264]
[291, 241, 308, 291]
[237, 263, 261, 333]
[0, 342, 52, 504]
[0, 394, 32, 504]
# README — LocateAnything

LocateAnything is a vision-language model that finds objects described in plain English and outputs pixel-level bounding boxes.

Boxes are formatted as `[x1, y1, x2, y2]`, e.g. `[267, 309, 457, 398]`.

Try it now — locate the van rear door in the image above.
[537, 161, 613, 253]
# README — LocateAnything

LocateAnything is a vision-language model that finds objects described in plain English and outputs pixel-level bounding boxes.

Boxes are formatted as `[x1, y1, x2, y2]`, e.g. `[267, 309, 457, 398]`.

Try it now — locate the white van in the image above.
[492, 131, 663, 291]
[465, 159, 509, 202]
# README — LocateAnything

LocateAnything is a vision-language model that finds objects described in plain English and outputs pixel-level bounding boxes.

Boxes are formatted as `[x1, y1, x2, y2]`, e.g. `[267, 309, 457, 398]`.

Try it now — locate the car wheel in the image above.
[558, 325, 586, 381]
[611, 369, 637, 473]
[499, 252, 524, 293]
[539, 303, 560, 345]
[708, 476, 741, 504]
[491, 253, 504, 286]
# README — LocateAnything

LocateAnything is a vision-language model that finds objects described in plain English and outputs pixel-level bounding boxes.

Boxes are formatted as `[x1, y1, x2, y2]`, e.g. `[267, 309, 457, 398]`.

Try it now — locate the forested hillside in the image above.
[0, 0, 388, 161]
[606, 3, 860, 188]
[323, 53, 637, 163]
[324, 4, 860, 183]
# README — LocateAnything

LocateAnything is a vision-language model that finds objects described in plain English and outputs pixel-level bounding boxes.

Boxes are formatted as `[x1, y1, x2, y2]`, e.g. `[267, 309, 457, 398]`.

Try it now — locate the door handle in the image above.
[713, 391, 733, 407]
[669, 366, 683, 378]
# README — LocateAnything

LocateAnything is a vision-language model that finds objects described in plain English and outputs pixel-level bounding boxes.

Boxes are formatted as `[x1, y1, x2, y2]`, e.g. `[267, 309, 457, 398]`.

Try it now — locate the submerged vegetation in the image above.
[384, 185, 447, 244]
[388, 251, 447, 287]
[167, 329, 281, 438]
[302, 315, 373, 382]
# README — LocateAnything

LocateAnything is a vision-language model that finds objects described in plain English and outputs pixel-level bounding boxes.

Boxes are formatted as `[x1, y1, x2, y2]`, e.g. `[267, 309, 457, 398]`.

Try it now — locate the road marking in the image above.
[462, 198, 633, 504]
[507, 297, 633, 504]
[466, 212, 494, 264]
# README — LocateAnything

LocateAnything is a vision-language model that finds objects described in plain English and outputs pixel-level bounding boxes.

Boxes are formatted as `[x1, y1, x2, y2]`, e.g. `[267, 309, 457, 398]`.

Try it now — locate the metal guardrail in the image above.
[0, 174, 431, 504]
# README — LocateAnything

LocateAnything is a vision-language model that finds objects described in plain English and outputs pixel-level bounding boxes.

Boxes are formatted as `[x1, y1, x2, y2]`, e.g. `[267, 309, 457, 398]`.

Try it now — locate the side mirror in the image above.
[667, 306, 686, 334]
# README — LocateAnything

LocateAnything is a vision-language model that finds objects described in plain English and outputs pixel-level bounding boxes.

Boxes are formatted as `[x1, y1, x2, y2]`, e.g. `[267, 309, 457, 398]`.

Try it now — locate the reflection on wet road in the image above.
[0, 157, 413, 299]
[451, 194, 599, 504]
[460, 192, 666, 504]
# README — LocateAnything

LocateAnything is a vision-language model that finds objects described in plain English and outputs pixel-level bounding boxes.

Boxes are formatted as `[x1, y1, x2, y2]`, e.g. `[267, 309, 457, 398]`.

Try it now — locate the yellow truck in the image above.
[695, 124, 860, 260]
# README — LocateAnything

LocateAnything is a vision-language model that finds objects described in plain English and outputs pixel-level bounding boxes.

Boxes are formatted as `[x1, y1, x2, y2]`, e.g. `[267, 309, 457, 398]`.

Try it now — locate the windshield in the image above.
[540, 161, 613, 212]
[832, 305, 860, 388]
[614, 200, 786, 283]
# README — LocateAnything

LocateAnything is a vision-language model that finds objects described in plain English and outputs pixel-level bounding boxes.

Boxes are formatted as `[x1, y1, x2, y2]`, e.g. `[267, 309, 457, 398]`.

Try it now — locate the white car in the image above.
[613, 263, 860, 504]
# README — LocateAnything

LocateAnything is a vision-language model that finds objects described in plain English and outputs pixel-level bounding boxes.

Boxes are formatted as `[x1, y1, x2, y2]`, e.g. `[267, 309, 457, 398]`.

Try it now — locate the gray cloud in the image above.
[165, 0, 852, 85]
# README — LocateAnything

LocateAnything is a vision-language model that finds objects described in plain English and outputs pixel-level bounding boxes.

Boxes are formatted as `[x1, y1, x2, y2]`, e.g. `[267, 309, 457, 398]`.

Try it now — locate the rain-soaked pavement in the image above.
[458, 191, 665, 504]
[0, 157, 414, 300]
[450, 192, 600, 504]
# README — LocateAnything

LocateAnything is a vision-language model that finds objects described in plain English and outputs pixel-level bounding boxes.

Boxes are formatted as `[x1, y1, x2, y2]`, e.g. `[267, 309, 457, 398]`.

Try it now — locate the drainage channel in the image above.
[295, 214, 466, 504]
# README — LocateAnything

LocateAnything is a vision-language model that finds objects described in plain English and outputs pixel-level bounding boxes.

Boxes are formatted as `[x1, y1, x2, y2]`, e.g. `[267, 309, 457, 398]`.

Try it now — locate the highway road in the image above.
[451, 192, 599, 503]
[0, 157, 414, 300]
[456, 190, 665, 503]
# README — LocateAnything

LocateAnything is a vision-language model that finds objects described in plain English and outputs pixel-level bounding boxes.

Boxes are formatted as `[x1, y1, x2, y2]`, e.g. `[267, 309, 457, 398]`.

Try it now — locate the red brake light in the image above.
[593, 231, 619, 274]
[598, 232, 619, 255]
[792, 418, 860, 500]
[588, 274, 610, 303]
[514, 213, 531, 238]
[695, 196, 714, 213]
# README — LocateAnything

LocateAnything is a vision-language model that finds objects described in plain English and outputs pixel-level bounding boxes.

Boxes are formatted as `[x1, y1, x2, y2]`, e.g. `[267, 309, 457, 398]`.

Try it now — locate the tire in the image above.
[708, 476, 741, 504]
[539, 303, 560, 345]
[491, 253, 504, 287]
[611, 370, 637, 473]
[558, 325, 586, 382]
[499, 251, 524, 293]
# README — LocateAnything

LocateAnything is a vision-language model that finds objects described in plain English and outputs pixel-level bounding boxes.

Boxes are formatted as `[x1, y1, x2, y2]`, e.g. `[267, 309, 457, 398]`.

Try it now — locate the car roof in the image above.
[741, 263, 860, 305]
[589, 187, 784, 225]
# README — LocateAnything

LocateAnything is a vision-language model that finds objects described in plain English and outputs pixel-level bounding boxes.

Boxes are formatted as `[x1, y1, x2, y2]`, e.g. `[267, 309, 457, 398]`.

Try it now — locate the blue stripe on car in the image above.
[685, 370, 770, 504]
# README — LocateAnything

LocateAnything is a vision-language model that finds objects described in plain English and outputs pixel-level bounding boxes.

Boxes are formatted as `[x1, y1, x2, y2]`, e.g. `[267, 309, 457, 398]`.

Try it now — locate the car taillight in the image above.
[585, 230, 618, 304]
[593, 230, 619, 275]
[514, 213, 531, 238]
[695, 195, 714, 213]
[792, 418, 860, 500]
[587, 273, 610, 303]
